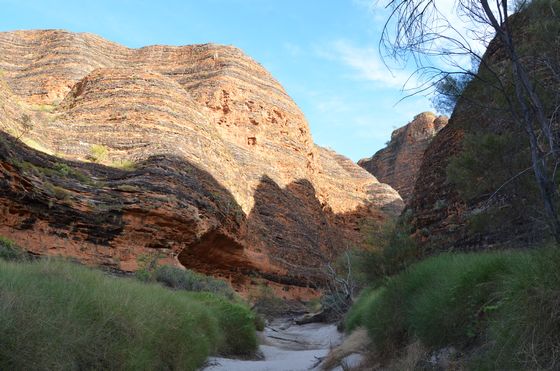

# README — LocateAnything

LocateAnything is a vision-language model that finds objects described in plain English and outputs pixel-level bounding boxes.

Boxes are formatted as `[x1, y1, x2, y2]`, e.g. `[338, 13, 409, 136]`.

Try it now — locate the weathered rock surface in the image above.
[0, 30, 403, 297]
[358, 112, 447, 204]
[406, 6, 560, 253]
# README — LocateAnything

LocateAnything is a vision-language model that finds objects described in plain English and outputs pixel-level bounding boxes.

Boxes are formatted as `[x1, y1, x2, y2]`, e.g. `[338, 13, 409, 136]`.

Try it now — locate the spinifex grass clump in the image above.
[482, 248, 560, 369]
[154, 265, 236, 299]
[346, 246, 560, 369]
[0, 258, 257, 370]
[0, 236, 28, 261]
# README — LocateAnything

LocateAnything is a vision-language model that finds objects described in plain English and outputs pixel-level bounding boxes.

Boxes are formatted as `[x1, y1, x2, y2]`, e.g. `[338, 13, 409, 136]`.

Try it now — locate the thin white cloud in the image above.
[315, 95, 350, 114]
[283, 42, 303, 57]
[370, 0, 492, 58]
[351, 0, 377, 11]
[319, 40, 414, 88]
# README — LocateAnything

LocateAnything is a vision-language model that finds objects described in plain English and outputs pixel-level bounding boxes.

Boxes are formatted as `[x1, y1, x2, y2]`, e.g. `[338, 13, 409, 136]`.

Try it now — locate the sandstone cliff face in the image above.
[406, 5, 560, 253]
[0, 30, 403, 297]
[358, 112, 447, 204]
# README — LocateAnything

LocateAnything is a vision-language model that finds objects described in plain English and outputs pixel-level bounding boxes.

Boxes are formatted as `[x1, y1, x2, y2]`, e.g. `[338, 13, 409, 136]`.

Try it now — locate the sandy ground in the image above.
[203, 318, 344, 371]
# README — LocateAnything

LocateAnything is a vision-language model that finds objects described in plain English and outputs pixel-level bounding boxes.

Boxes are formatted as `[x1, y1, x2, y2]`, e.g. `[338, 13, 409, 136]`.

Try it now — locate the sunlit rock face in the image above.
[358, 112, 448, 204]
[0, 30, 402, 298]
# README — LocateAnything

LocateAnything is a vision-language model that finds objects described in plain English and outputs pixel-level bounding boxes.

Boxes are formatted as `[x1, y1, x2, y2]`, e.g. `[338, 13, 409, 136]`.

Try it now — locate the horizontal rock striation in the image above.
[0, 30, 402, 298]
[406, 4, 560, 253]
[358, 112, 447, 204]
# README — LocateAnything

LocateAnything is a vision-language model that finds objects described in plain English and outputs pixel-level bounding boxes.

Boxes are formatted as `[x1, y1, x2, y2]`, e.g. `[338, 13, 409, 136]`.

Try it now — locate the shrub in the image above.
[133, 256, 236, 299]
[112, 159, 136, 171]
[250, 284, 290, 318]
[116, 184, 140, 192]
[482, 246, 560, 370]
[0, 259, 257, 370]
[44, 182, 71, 201]
[89, 144, 109, 163]
[17, 113, 33, 138]
[347, 252, 515, 354]
[345, 287, 383, 332]
[0, 237, 27, 262]
[154, 265, 236, 299]
[254, 314, 266, 331]
[353, 218, 419, 286]
[133, 253, 161, 282]
[52, 163, 92, 183]
[347, 246, 560, 369]
[193, 293, 258, 355]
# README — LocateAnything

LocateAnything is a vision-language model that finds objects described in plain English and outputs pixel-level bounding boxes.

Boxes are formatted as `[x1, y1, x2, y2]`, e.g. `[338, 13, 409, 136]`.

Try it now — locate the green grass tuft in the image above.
[0, 258, 257, 370]
[345, 287, 383, 332]
[89, 144, 109, 163]
[481, 247, 560, 369]
[111, 159, 136, 171]
[347, 247, 560, 369]
[154, 265, 236, 299]
[0, 237, 28, 261]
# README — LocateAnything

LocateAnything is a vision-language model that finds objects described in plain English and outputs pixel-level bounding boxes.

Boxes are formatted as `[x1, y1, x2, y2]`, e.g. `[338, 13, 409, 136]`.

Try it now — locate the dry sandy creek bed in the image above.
[202, 317, 361, 371]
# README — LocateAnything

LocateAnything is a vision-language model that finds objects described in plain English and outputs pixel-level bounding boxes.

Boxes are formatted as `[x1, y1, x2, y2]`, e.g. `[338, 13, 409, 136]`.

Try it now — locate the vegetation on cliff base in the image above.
[345, 214, 419, 292]
[134, 253, 237, 299]
[346, 245, 560, 369]
[384, 0, 560, 241]
[0, 255, 257, 370]
[0, 236, 29, 261]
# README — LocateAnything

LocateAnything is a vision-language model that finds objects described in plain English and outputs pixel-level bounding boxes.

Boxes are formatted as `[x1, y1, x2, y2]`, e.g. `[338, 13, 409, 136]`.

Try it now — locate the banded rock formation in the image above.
[406, 4, 560, 253]
[0, 30, 403, 298]
[358, 112, 447, 203]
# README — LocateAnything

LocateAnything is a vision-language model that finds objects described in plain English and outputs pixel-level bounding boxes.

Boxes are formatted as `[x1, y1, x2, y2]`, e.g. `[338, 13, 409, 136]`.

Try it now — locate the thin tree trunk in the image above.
[481, 0, 560, 242]
[525, 115, 560, 242]
[514, 66, 560, 242]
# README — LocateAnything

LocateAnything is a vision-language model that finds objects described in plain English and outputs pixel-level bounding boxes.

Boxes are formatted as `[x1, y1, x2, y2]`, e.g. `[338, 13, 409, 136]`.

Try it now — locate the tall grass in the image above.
[0, 258, 257, 370]
[154, 265, 236, 299]
[346, 248, 560, 368]
[482, 248, 560, 369]
[0, 236, 28, 261]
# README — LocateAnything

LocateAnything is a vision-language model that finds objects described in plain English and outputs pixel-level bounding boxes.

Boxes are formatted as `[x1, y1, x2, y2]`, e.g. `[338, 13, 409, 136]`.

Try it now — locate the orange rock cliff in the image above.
[0, 30, 403, 298]
[358, 112, 448, 204]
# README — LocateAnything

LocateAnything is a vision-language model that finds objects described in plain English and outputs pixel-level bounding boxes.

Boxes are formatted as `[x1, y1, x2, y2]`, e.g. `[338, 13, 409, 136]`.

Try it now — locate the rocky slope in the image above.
[0, 30, 402, 297]
[405, 4, 560, 253]
[358, 112, 447, 204]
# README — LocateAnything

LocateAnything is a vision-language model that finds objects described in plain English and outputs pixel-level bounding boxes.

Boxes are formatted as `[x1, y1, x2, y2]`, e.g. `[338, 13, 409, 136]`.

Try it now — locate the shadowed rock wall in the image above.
[0, 30, 403, 297]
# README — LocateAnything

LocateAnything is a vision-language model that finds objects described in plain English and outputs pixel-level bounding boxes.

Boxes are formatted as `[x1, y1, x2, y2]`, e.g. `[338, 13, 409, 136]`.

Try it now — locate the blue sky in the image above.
[0, 0, 435, 161]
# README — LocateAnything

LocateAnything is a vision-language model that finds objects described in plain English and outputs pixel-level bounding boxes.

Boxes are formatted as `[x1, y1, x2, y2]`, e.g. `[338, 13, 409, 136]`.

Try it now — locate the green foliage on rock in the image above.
[89, 144, 109, 163]
[447, 132, 529, 200]
[446, 130, 545, 240]
[431, 73, 474, 115]
[111, 159, 136, 171]
[438, 0, 560, 243]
